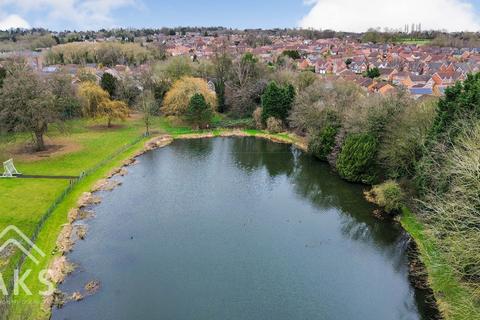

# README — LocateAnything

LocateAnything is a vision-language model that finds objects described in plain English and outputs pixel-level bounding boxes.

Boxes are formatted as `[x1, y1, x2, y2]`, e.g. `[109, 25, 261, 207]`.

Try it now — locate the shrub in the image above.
[212, 118, 254, 129]
[309, 125, 339, 161]
[420, 121, 480, 283]
[366, 67, 380, 79]
[266, 117, 283, 133]
[282, 50, 301, 60]
[336, 133, 378, 183]
[289, 80, 364, 135]
[378, 98, 437, 178]
[366, 180, 404, 214]
[162, 77, 216, 116]
[253, 107, 264, 129]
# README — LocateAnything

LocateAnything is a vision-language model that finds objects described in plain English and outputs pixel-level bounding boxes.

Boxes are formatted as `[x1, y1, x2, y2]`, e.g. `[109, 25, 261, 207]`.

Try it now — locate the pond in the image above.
[53, 137, 432, 320]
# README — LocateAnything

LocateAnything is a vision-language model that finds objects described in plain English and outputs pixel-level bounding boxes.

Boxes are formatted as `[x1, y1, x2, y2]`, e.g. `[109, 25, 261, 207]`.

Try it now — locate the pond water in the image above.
[53, 137, 432, 320]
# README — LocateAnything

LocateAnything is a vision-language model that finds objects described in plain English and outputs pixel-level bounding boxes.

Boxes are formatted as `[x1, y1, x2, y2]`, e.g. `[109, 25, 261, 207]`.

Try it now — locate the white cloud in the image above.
[0, 0, 141, 30]
[0, 14, 30, 30]
[299, 0, 480, 32]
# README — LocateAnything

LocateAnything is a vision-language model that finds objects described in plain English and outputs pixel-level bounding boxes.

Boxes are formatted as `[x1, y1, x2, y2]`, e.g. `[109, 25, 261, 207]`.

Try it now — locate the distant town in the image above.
[1, 28, 479, 99]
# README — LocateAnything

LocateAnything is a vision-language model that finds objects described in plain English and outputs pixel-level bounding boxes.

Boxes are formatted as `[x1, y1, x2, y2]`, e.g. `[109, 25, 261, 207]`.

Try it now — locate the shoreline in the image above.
[15, 129, 440, 319]
[42, 131, 304, 313]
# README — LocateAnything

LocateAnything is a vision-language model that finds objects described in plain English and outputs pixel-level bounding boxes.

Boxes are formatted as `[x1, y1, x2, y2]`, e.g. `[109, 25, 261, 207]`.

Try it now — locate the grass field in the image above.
[397, 38, 432, 45]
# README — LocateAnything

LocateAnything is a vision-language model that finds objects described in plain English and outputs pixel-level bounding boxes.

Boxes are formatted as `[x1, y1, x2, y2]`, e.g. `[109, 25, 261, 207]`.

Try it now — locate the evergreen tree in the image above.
[186, 93, 213, 129]
[261, 81, 296, 123]
[100, 72, 117, 98]
[366, 67, 380, 79]
[282, 50, 301, 60]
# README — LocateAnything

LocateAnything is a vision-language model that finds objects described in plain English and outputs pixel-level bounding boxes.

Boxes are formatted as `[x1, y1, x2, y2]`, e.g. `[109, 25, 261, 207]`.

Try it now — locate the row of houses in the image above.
[156, 33, 479, 98]
[4, 33, 479, 98]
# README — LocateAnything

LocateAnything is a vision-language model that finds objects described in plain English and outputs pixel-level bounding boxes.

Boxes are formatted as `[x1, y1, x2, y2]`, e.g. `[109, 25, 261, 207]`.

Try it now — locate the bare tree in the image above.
[212, 41, 232, 113]
[225, 53, 266, 117]
[137, 90, 156, 135]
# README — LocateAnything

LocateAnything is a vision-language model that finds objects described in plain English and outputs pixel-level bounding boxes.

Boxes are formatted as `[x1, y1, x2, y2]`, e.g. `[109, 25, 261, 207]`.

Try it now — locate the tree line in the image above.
[45, 42, 154, 66]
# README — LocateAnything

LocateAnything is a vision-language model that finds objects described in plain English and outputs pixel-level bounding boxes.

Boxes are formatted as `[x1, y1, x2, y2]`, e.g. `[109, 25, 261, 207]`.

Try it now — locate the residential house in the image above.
[372, 82, 395, 95]
[378, 68, 397, 82]
[409, 84, 434, 99]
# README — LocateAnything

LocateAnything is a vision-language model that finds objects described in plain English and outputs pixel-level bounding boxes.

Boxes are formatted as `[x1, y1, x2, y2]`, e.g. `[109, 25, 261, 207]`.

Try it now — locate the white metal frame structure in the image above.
[2, 159, 21, 178]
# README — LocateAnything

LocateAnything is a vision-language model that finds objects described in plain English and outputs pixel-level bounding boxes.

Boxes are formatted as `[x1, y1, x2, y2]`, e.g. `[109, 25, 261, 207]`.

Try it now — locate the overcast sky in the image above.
[0, 0, 479, 32]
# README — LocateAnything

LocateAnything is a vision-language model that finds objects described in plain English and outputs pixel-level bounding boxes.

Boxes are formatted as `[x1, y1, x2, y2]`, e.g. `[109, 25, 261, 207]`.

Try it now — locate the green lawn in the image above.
[0, 119, 148, 236]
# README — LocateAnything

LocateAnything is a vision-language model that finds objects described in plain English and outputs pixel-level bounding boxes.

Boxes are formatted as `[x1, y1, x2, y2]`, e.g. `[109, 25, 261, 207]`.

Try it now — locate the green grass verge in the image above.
[243, 129, 296, 142]
[400, 208, 480, 320]
[11, 135, 148, 318]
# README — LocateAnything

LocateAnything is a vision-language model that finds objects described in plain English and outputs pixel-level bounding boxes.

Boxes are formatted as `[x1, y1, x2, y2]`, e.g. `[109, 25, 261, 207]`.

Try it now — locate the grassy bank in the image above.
[401, 208, 480, 319]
